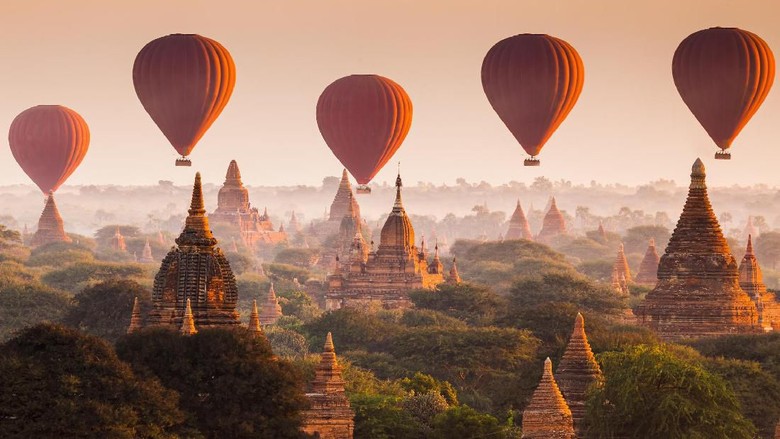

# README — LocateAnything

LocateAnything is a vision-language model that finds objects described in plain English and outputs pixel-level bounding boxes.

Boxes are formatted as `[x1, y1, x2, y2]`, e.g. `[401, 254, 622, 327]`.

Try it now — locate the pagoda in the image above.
[324, 173, 446, 310]
[739, 235, 780, 331]
[145, 173, 241, 329]
[537, 197, 567, 245]
[301, 332, 355, 439]
[636, 159, 758, 340]
[127, 297, 143, 334]
[30, 193, 71, 247]
[505, 200, 534, 241]
[110, 227, 127, 252]
[447, 258, 462, 284]
[555, 313, 602, 436]
[209, 160, 286, 248]
[595, 222, 608, 244]
[317, 169, 362, 239]
[248, 300, 263, 335]
[139, 239, 155, 263]
[522, 358, 576, 439]
[259, 283, 283, 326]
[635, 238, 660, 286]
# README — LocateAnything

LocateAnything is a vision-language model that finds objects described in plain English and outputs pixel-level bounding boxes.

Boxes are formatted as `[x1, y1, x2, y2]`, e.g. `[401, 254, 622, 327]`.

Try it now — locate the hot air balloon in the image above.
[481, 34, 584, 166]
[673, 27, 775, 160]
[133, 33, 236, 166]
[316, 74, 413, 194]
[8, 105, 90, 194]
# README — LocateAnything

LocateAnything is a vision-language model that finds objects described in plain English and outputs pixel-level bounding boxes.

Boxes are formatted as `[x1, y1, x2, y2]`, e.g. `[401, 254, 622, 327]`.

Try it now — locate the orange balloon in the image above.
[8, 105, 90, 194]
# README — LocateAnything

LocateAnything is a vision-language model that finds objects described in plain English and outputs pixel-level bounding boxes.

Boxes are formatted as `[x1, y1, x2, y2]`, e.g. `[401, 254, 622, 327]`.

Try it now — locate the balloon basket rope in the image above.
[356, 185, 371, 194]
[175, 158, 192, 167]
[714, 151, 731, 160]
[524, 157, 541, 167]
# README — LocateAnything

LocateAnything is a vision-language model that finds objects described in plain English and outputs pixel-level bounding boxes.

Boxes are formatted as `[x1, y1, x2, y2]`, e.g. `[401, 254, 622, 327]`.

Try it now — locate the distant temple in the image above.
[209, 160, 287, 247]
[145, 173, 241, 330]
[505, 200, 534, 241]
[635, 238, 660, 286]
[324, 173, 448, 310]
[739, 235, 780, 331]
[139, 239, 155, 263]
[522, 357, 576, 439]
[537, 197, 567, 244]
[30, 193, 71, 247]
[556, 313, 602, 436]
[610, 243, 631, 295]
[636, 159, 758, 340]
[318, 169, 362, 238]
[259, 283, 283, 326]
[595, 222, 608, 244]
[110, 227, 127, 252]
[301, 332, 355, 439]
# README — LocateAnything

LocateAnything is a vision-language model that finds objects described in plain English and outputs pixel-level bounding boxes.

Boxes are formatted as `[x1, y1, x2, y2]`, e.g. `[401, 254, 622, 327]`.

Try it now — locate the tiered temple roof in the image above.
[635, 238, 660, 286]
[146, 173, 241, 330]
[259, 283, 283, 326]
[636, 159, 758, 340]
[537, 197, 567, 244]
[555, 313, 602, 436]
[127, 297, 143, 334]
[613, 243, 632, 283]
[447, 258, 462, 284]
[248, 299, 263, 335]
[329, 169, 361, 224]
[302, 332, 355, 439]
[180, 298, 197, 336]
[30, 193, 71, 247]
[505, 200, 534, 241]
[210, 160, 287, 247]
[325, 174, 445, 310]
[739, 235, 780, 331]
[522, 358, 576, 439]
[110, 227, 127, 252]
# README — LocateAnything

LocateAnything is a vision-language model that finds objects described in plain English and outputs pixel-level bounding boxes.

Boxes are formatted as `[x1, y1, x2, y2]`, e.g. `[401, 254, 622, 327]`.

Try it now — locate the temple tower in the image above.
[110, 227, 127, 252]
[139, 239, 154, 263]
[259, 283, 282, 326]
[505, 200, 534, 241]
[635, 238, 660, 286]
[30, 193, 71, 247]
[522, 358, 576, 439]
[537, 197, 567, 244]
[739, 235, 780, 330]
[146, 173, 241, 329]
[447, 258, 462, 284]
[302, 332, 355, 439]
[127, 297, 143, 334]
[555, 313, 602, 436]
[329, 169, 361, 224]
[612, 243, 632, 284]
[636, 159, 758, 340]
[248, 299, 263, 335]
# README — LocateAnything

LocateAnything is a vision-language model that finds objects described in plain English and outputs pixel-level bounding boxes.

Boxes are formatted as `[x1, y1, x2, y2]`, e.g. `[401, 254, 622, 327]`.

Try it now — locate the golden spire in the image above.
[746, 234, 754, 256]
[311, 332, 347, 395]
[248, 299, 262, 334]
[522, 358, 575, 439]
[393, 170, 404, 212]
[448, 257, 462, 284]
[176, 172, 216, 246]
[127, 296, 143, 334]
[225, 159, 242, 184]
[180, 298, 197, 336]
[259, 282, 282, 326]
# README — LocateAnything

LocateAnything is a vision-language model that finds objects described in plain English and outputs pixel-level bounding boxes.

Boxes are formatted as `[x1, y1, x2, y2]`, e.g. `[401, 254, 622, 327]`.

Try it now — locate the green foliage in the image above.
[399, 372, 458, 405]
[556, 237, 611, 262]
[264, 263, 310, 283]
[225, 251, 256, 275]
[507, 272, 625, 316]
[401, 391, 449, 428]
[623, 225, 671, 254]
[576, 259, 613, 282]
[351, 394, 426, 439]
[274, 248, 321, 268]
[26, 241, 95, 267]
[429, 405, 508, 439]
[0, 276, 71, 342]
[265, 326, 309, 358]
[305, 308, 396, 352]
[399, 309, 468, 329]
[0, 324, 188, 438]
[41, 261, 145, 293]
[586, 344, 756, 439]
[116, 327, 309, 439]
[277, 289, 322, 323]
[689, 333, 780, 381]
[756, 232, 780, 270]
[61, 279, 151, 343]
[410, 282, 506, 325]
[94, 225, 141, 242]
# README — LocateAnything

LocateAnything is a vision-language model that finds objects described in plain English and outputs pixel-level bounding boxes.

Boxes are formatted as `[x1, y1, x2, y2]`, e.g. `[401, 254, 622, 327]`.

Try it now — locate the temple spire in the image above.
[259, 283, 283, 326]
[177, 173, 216, 246]
[30, 192, 71, 247]
[522, 358, 575, 439]
[506, 199, 534, 241]
[127, 297, 143, 334]
[311, 332, 347, 394]
[248, 299, 263, 334]
[180, 298, 197, 336]
[225, 159, 242, 184]
[393, 172, 404, 212]
[139, 239, 154, 263]
[746, 234, 754, 256]
[448, 257, 462, 284]
[555, 313, 602, 435]
[636, 238, 660, 286]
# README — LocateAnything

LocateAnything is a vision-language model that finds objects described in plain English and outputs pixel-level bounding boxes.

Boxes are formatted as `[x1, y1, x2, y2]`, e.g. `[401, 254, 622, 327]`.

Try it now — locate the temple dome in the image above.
[378, 174, 415, 255]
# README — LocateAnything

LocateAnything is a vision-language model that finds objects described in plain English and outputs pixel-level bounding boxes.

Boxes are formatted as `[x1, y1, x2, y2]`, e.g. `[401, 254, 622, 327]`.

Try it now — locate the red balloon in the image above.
[316, 75, 413, 185]
[8, 105, 90, 194]
[481, 34, 584, 165]
[673, 27, 774, 157]
[133, 34, 236, 160]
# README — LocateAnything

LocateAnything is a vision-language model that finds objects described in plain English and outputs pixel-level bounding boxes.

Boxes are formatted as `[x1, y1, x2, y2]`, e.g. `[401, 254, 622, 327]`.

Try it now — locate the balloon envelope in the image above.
[316, 74, 413, 185]
[8, 105, 90, 194]
[481, 34, 584, 160]
[673, 27, 774, 152]
[133, 33, 236, 158]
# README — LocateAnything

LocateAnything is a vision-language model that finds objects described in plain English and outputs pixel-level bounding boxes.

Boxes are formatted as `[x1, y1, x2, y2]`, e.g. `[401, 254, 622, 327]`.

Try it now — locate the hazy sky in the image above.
[2, 0, 779, 189]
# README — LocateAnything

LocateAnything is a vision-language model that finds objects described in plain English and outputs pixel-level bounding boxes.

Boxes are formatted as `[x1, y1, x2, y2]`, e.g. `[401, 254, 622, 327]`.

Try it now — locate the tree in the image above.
[41, 261, 145, 293]
[0, 276, 71, 342]
[623, 225, 671, 255]
[0, 324, 188, 438]
[26, 241, 95, 267]
[62, 279, 152, 343]
[305, 308, 397, 352]
[756, 232, 780, 269]
[116, 327, 309, 439]
[409, 283, 506, 326]
[429, 405, 508, 439]
[505, 272, 625, 318]
[274, 248, 321, 268]
[586, 344, 756, 439]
